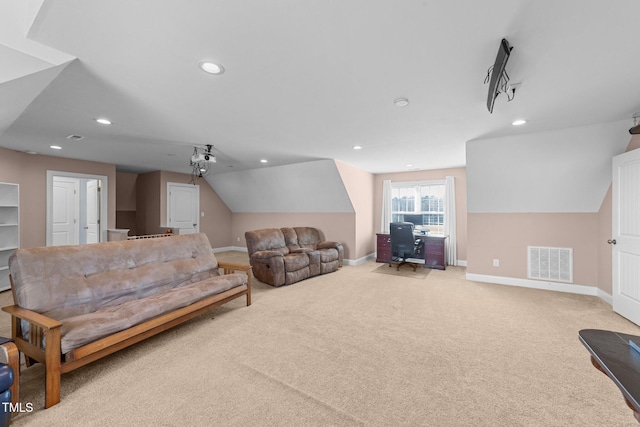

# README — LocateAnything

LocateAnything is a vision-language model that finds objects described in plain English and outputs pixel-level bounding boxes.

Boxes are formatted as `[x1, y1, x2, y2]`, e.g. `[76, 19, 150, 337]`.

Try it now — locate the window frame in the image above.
[391, 180, 446, 235]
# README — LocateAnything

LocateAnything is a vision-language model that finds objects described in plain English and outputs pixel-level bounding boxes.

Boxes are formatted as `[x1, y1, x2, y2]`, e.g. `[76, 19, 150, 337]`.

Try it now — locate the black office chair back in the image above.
[390, 222, 416, 259]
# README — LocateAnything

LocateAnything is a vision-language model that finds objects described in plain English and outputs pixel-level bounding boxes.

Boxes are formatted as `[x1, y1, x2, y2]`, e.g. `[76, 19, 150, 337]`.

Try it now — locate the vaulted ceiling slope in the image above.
[0, 1, 639, 176]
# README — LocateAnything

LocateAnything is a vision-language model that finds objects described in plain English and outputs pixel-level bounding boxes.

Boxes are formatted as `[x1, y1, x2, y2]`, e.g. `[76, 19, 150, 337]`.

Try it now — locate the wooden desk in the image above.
[376, 233, 447, 270]
[579, 329, 640, 423]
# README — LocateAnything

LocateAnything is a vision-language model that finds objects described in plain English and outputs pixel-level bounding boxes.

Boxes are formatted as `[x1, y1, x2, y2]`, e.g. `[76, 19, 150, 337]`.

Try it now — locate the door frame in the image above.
[51, 176, 80, 246]
[611, 149, 640, 326]
[47, 171, 108, 246]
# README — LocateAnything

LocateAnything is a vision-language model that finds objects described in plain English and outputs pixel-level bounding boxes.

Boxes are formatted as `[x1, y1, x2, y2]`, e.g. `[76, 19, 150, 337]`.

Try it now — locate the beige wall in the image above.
[116, 172, 137, 211]
[597, 187, 613, 293]
[116, 172, 138, 235]
[594, 135, 640, 294]
[373, 167, 467, 263]
[0, 147, 116, 249]
[160, 171, 232, 249]
[467, 213, 599, 287]
[231, 212, 356, 259]
[118, 170, 232, 248]
[335, 161, 375, 260]
[135, 171, 162, 235]
[467, 135, 640, 294]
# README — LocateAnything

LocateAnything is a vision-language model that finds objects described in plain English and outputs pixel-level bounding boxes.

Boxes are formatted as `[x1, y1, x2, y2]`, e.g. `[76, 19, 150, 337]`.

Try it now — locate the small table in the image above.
[579, 329, 640, 423]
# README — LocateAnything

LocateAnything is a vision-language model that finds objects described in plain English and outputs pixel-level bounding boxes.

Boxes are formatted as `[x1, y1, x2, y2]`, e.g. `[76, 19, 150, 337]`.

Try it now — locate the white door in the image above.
[85, 179, 100, 243]
[52, 177, 79, 246]
[167, 183, 199, 234]
[612, 148, 640, 325]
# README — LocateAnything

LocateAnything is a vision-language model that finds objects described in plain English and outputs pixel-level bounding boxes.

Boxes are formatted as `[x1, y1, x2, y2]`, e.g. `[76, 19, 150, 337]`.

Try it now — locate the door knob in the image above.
[607, 239, 617, 245]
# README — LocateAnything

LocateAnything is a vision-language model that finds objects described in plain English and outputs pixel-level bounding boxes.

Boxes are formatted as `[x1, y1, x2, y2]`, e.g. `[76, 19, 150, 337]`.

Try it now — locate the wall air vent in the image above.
[66, 135, 84, 140]
[528, 246, 573, 283]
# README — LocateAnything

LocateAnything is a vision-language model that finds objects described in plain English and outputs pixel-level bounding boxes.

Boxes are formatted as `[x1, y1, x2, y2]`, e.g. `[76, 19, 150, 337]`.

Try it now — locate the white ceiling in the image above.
[1, 0, 640, 175]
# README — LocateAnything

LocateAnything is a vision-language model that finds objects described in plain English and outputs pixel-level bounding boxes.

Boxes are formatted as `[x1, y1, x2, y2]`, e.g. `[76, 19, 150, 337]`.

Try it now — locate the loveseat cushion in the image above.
[283, 253, 309, 272]
[293, 227, 323, 250]
[245, 228, 289, 256]
[318, 248, 339, 263]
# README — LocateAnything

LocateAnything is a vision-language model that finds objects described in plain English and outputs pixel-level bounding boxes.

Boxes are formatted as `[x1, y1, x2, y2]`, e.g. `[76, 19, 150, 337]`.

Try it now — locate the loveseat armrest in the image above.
[317, 241, 344, 267]
[251, 250, 284, 260]
[317, 241, 342, 250]
[248, 250, 286, 287]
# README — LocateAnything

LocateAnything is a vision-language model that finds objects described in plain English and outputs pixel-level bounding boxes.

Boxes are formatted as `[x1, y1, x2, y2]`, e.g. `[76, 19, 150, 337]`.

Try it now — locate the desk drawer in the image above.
[376, 234, 392, 263]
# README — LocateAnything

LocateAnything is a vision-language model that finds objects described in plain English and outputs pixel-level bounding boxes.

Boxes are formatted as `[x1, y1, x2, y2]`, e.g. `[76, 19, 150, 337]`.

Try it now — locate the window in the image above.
[391, 181, 445, 235]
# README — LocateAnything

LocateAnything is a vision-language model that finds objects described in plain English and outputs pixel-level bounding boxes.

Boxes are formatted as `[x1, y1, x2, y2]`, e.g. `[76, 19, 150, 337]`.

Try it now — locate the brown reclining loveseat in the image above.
[245, 227, 343, 287]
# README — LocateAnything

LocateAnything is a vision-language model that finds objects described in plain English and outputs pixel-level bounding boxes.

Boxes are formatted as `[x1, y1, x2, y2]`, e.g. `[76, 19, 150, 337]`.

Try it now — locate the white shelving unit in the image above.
[0, 182, 19, 291]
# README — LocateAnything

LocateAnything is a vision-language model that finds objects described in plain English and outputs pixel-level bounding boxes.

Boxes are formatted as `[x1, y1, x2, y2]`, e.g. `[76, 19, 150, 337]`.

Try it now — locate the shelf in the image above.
[0, 269, 10, 292]
[0, 182, 18, 291]
[0, 183, 18, 207]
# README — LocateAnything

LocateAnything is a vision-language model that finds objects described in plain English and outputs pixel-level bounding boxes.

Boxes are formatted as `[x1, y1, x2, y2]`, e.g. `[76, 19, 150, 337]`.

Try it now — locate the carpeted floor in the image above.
[1, 252, 639, 426]
[372, 262, 430, 279]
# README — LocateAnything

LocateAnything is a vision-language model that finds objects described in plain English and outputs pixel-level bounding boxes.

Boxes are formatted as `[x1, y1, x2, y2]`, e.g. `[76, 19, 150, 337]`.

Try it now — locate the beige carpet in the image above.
[1, 252, 639, 426]
[372, 262, 430, 279]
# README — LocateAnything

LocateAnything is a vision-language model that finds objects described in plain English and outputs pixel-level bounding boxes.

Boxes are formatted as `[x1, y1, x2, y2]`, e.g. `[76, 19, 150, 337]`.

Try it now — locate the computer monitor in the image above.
[403, 214, 423, 227]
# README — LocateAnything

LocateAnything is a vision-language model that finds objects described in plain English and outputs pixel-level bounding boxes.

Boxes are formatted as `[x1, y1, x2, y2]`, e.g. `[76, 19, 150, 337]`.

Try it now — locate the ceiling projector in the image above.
[191, 153, 216, 163]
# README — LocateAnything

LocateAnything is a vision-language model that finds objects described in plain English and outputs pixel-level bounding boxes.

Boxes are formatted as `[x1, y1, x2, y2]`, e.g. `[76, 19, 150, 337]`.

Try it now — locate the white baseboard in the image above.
[212, 246, 247, 253]
[596, 288, 613, 305]
[465, 273, 606, 300]
[344, 253, 376, 266]
[456, 260, 467, 267]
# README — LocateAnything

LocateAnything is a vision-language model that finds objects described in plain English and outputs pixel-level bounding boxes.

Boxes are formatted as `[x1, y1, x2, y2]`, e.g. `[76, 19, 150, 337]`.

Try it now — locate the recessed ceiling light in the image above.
[95, 118, 112, 125]
[406, 164, 413, 168]
[260, 159, 268, 163]
[394, 98, 409, 107]
[353, 145, 363, 150]
[67, 134, 84, 140]
[512, 119, 527, 126]
[50, 145, 62, 150]
[199, 61, 225, 75]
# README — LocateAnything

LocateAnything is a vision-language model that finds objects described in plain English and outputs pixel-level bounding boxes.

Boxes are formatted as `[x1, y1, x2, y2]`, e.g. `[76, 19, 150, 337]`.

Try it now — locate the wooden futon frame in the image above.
[2, 262, 251, 408]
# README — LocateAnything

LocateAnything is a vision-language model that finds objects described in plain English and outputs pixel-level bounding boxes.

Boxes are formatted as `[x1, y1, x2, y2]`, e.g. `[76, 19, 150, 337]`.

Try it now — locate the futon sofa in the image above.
[245, 227, 343, 287]
[3, 233, 251, 408]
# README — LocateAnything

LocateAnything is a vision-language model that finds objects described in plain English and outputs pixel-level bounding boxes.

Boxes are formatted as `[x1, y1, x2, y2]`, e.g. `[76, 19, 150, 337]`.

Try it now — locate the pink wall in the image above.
[335, 161, 375, 260]
[160, 171, 232, 248]
[116, 170, 232, 249]
[0, 147, 116, 249]
[231, 212, 356, 259]
[116, 172, 137, 211]
[135, 171, 162, 235]
[467, 213, 599, 287]
[373, 167, 467, 263]
[594, 135, 640, 294]
[597, 187, 613, 293]
[468, 135, 640, 295]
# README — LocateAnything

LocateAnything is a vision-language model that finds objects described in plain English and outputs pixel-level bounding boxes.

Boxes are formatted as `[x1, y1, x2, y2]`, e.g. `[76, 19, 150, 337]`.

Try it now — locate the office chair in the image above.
[389, 222, 422, 271]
